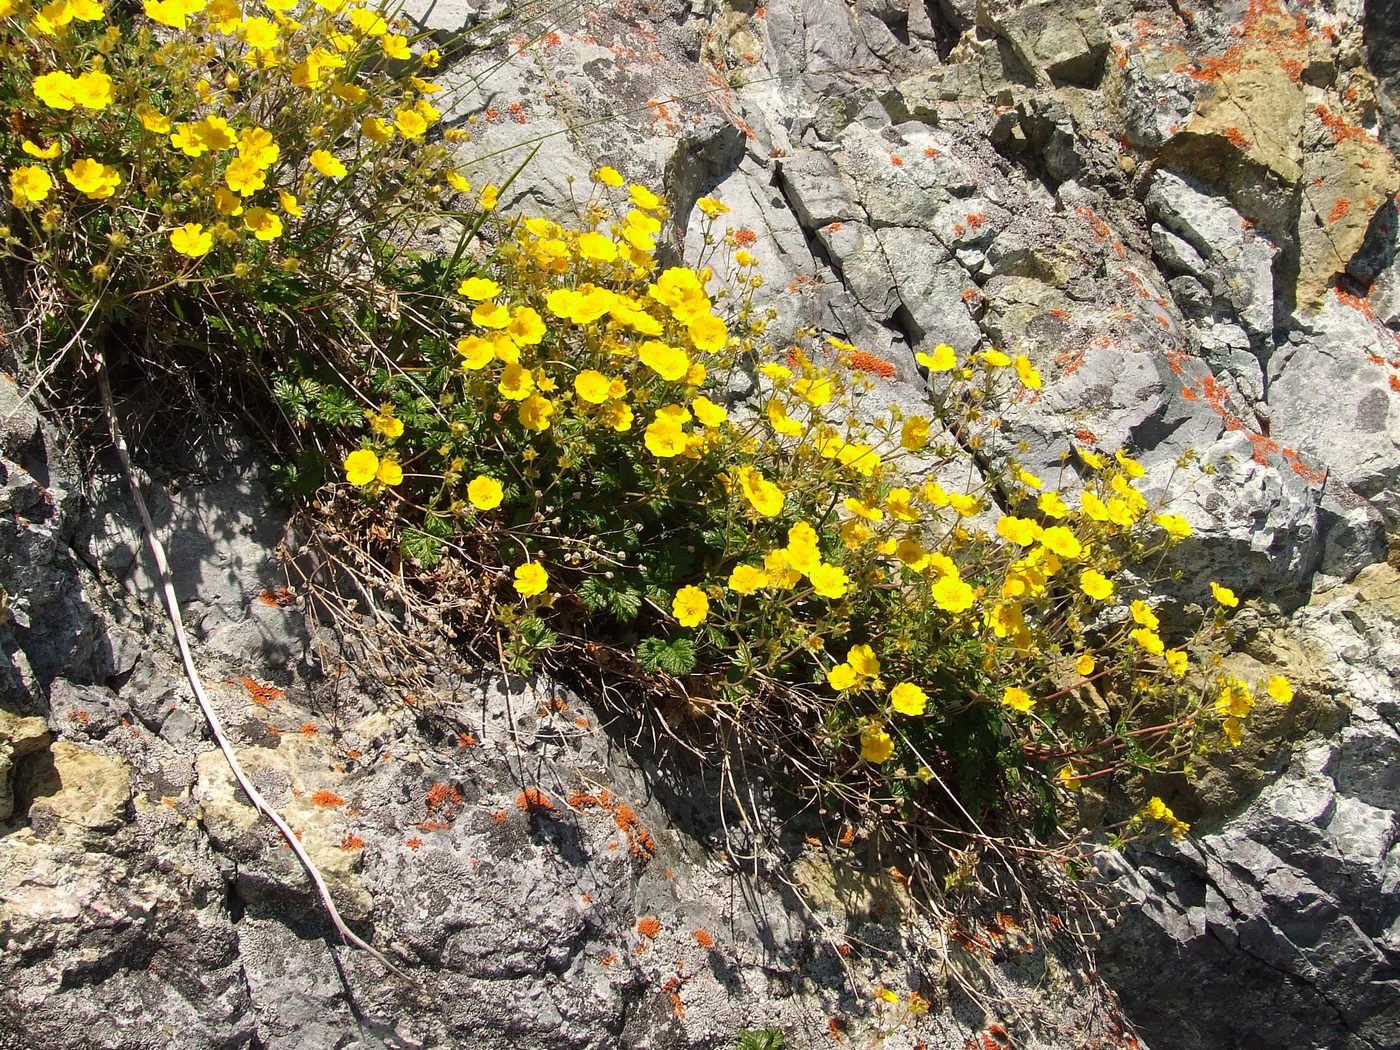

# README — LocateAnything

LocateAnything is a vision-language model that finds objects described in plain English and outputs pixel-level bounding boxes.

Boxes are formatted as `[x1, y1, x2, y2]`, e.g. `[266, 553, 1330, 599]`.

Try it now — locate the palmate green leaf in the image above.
[636, 636, 696, 676]
[735, 1030, 786, 1050]
[401, 529, 443, 568]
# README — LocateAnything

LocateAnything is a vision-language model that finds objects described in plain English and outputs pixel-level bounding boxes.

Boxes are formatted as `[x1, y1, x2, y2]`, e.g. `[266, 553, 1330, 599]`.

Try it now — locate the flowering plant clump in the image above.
[0, 0, 468, 373]
[1, 0, 1296, 866]
[305, 169, 1295, 852]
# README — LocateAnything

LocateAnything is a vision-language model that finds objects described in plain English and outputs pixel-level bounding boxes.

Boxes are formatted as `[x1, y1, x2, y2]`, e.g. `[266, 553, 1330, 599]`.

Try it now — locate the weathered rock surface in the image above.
[5, 0, 1400, 1045]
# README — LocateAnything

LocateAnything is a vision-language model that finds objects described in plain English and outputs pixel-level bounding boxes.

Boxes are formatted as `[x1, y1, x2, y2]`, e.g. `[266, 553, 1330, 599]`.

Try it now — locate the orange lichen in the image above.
[338, 834, 365, 850]
[693, 929, 715, 949]
[1328, 198, 1352, 223]
[405, 836, 423, 850]
[257, 586, 296, 607]
[1224, 126, 1252, 149]
[241, 677, 285, 706]
[456, 733, 478, 747]
[310, 790, 346, 808]
[845, 350, 896, 378]
[734, 228, 758, 248]
[426, 783, 463, 809]
[516, 788, 554, 812]
[637, 916, 662, 938]
[298, 722, 318, 737]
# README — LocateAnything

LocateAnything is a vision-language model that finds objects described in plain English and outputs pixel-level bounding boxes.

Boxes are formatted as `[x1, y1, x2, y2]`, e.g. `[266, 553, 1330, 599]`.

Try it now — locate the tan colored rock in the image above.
[24, 741, 131, 832]
[0, 707, 50, 821]
[195, 737, 370, 918]
[1296, 124, 1400, 310]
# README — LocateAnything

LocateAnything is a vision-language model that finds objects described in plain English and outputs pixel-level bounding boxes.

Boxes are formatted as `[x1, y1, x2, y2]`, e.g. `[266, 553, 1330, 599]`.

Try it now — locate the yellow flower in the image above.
[1080, 491, 1110, 522]
[507, 307, 546, 345]
[573, 370, 612, 404]
[1130, 600, 1159, 630]
[69, 71, 114, 111]
[577, 231, 619, 262]
[982, 348, 1011, 367]
[885, 488, 920, 523]
[1038, 525, 1081, 559]
[1223, 717, 1243, 748]
[243, 207, 283, 241]
[1078, 568, 1114, 600]
[1130, 627, 1165, 656]
[644, 415, 688, 458]
[947, 492, 980, 516]
[763, 549, 802, 589]
[9, 167, 53, 208]
[930, 573, 975, 614]
[387, 107, 425, 139]
[628, 183, 662, 210]
[1267, 675, 1293, 704]
[696, 196, 729, 217]
[472, 301, 512, 330]
[874, 987, 899, 1005]
[1058, 765, 1083, 791]
[213, 187, 243, 216]
[34, 71, 79, 110]
[381, 32, 411, 59]
[456, 336, 494, 370]
[890, 682, 927, 716]
[692, 396, 728, 427]
[376, 458, 403, 486]
[242, 16, 279, 49]
[901, 415, 930, 451]
[847, 644, 880, 680]
[843, 497, 884, 522]
[996, 515, 1042, 546]
[826, 662, 858, 691]
[688, 314, 728, 352]
[915, 343, 956, 372]
[736, 466, 784, 517]
[727, 564, 768, 594]
[278, 190, 303, 218]
[1210, 581, 1239, 608]
[169, 222, 212, 257]
[1038, 491, 1069, 518]
[1077, 447, 1106, 470]
[1154, 512, 1192, 540]
[766, 400, 804, 437]
[672, 585, 709, 627]
[513, 562, 549, 598]
[454, 276, 498, 300]
[366, 404, 403, 438]
[594, 165, 624, 187]
[1165, 649, 1188, 677]
[224, 157, 266, 196]
[344, 449, 379, 486]
[1075, 653, 1095, 676]
[353, 115, 390, 145]
[22, 140, 61, 160]
[808, 562, 849, 599]
[638, 340, 690, 381]
[860, 723, 894, 763]
[1002, 687, 1034, 714]
[1013, 354, 1042, 389]
[236, 126, 279, 169]
[310, 150, 348, 178]
[478, 185, 500, 210]
[445, 171, 471, 194]
[63, 158, 121, 199]
[1215, 676, 1254, 719]
[467, 475, 503, 511]
[1142, 797, 1189, 838]
[517, 394, 555, 431]
[144, 0, 202, 28]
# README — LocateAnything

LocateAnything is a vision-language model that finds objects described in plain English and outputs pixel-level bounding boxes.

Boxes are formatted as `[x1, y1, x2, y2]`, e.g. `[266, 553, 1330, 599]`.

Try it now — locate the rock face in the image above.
[4, 0, 1400, 1046]
[0, 386, 1128, 1049]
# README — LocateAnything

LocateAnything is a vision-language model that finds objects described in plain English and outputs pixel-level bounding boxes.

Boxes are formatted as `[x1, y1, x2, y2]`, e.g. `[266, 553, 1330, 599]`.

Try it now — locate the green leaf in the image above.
[401, 529, 443, 568]
[636, 636, 696, 677]
[736, 1030, 786, 1050]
